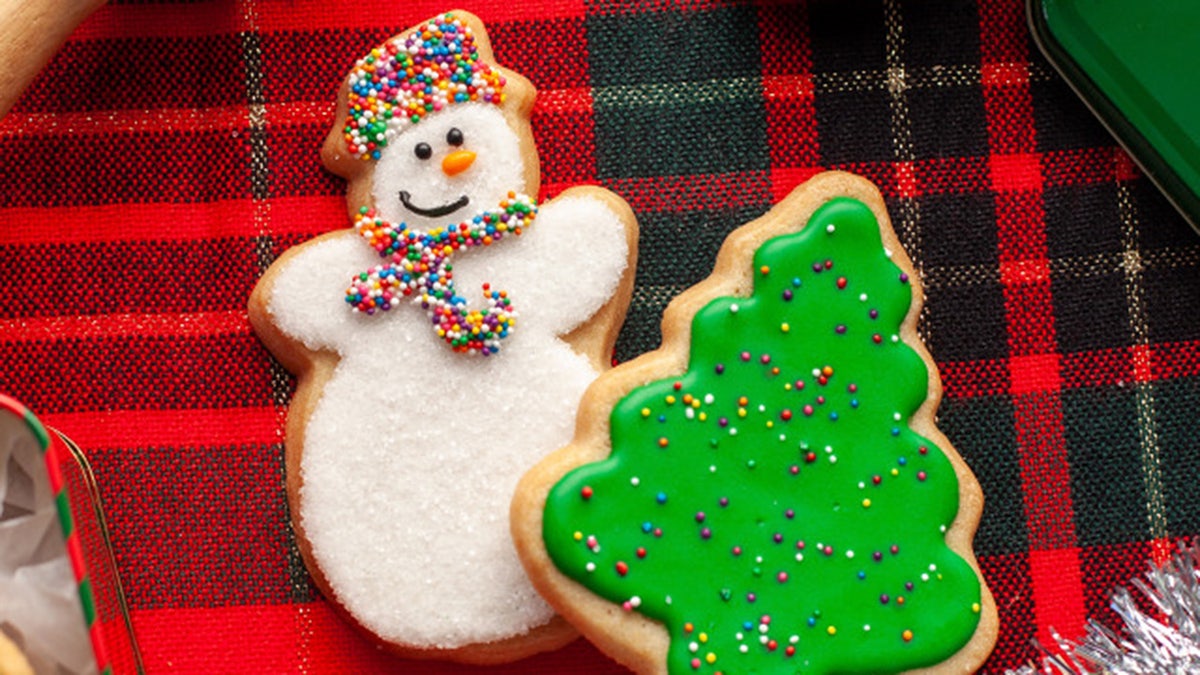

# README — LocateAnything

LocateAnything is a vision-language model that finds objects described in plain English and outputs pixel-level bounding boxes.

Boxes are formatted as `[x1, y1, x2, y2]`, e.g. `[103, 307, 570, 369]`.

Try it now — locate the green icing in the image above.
[543, 198, 981, 674]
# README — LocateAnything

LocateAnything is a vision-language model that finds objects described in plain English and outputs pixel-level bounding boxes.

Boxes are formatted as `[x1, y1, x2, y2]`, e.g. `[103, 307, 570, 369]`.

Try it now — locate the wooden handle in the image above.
[0, 0, 107, 118]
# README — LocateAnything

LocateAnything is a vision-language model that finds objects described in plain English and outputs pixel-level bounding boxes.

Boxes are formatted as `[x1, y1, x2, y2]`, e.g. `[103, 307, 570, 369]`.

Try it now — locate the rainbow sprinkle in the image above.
[344, 193, 537, 355]
[344, 13, 506, 160]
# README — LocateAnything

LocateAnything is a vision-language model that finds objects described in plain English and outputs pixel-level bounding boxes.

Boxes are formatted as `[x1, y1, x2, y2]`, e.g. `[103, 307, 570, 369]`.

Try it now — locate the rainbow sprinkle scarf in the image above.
[344, 193, 537, 355]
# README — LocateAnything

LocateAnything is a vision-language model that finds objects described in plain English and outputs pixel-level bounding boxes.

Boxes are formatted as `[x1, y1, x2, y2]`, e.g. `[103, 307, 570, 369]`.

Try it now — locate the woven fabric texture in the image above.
[3, 0, 1199, 672]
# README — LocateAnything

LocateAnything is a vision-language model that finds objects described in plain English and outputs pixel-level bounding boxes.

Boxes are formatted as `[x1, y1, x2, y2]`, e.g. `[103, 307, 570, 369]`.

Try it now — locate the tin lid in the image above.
[1029, 0, 1200, 231]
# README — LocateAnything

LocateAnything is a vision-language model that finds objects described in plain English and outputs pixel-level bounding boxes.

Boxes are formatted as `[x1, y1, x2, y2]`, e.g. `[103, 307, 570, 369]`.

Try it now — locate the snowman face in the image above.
[371, 104, 526, 229]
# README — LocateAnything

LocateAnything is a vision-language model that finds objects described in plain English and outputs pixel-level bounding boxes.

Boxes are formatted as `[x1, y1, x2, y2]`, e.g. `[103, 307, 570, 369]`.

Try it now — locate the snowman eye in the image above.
[446, 128, 464, 146]
[414, 143, 432, 160]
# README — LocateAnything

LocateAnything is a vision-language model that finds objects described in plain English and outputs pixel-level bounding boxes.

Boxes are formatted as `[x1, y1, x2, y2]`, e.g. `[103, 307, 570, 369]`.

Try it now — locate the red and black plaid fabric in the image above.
[3, 0, 1198, 672]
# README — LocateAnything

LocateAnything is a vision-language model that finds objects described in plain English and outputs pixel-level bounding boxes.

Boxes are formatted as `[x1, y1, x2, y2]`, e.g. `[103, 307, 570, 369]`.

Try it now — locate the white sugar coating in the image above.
[371, 104, 524, 232]
[267, 194, 629, 647]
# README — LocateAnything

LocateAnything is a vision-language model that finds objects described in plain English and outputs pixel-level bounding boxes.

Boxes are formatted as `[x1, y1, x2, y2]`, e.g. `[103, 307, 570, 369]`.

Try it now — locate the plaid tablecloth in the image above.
[3, 0, 1199, 672]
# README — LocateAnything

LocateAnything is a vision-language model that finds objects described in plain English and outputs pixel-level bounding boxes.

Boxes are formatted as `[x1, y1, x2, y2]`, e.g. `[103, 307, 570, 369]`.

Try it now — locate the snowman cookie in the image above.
[249, 11, 638, 662]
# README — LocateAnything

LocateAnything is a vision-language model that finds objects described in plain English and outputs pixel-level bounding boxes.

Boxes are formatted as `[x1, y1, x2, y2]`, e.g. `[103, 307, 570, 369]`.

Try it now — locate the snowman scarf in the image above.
[344, 193, 538, 355]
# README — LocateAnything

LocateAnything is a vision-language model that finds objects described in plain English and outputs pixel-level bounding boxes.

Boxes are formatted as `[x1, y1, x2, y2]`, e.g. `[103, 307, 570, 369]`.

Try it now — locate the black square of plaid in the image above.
[1142, 262, 1200, 344]
[808, 0, 887, 75]
[1030, 74, 1118, 153]
[0, 333, 274, 413]
[1062, 387, 1151, 546]
[924, 281, 1010, 361]
[919, 190, 999, 268]
[940, 396, 1028, 557]
[908, 85, 990, 159]
[1051, 274, 1131, 354]
[1044, 183, 1123, 258]
[814, 87, 893, 164]
[1134, 179, 1197, 247]
[899, 0, 982, 69]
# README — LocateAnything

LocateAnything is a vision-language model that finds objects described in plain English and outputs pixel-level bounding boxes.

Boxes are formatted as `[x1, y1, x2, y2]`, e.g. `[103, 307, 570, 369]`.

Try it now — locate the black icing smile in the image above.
[399, 191, 470, 218]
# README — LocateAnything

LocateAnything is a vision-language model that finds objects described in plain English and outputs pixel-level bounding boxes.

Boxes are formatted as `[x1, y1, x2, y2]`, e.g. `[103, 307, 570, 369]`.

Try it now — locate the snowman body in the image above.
[261, 103, 632, 648]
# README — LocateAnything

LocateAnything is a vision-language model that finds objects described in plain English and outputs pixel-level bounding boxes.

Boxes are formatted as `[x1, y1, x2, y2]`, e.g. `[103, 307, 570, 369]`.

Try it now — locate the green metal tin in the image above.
[1029, 0, 1200, 231]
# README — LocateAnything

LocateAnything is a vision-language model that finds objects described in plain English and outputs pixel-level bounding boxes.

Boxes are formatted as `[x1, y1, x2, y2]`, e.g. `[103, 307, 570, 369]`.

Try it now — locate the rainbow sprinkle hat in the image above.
[343, 12, 507, 161]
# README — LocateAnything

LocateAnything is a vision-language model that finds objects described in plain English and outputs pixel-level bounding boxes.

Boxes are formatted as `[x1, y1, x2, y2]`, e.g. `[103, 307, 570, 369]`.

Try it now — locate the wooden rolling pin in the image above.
[0, 0, 107, 118]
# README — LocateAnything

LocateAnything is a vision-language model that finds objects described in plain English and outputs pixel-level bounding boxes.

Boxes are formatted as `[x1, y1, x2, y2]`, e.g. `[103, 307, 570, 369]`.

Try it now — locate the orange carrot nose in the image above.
[442, 149, 476, 176]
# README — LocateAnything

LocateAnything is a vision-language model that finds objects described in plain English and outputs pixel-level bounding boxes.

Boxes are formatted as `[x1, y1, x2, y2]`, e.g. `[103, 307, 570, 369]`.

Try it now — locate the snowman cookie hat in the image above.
[321, 10, 539, 204]
[342, 11, 508, 161]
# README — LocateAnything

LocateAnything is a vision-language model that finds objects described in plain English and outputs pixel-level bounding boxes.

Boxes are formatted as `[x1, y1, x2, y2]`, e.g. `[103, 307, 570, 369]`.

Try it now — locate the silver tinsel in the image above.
[1008, 542, 1200, 674]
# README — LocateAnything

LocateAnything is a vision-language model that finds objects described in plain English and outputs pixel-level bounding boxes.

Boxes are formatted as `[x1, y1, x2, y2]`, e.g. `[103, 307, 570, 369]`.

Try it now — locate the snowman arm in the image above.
[257, 230, 378, 354]
[512, 189, 635, 337]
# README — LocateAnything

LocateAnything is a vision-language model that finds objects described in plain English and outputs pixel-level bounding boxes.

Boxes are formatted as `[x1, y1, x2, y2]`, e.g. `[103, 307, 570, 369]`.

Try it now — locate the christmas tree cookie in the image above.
[512, 172, 996, 673]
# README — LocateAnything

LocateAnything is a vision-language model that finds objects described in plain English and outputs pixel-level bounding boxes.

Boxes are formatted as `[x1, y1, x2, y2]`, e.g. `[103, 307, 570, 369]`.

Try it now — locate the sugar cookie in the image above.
[249, 11, 638, 662]
[513, 172, 996, 673]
